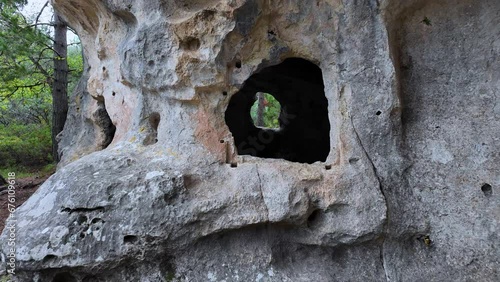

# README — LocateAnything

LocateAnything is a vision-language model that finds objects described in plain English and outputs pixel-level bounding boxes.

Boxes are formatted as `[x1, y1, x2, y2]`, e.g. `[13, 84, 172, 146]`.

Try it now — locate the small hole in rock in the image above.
[325, 165, 332, 170]
[222, 91, 228, 96]
[180, 37, 201, 51]
[349, 157, 360, 164]
[220, 139, 225, 143]
[163, 194, 171, 203]
[423, 235, 432, 246]
[307, 210, 321, 227]
[124, 235, 138, 244]
[230, 163, 238, 168]
[112, 92, 116, 96]
[91, 218, 102, 224]
[376, 111, 382, 116]
[80, 232, 86, 239]
[94, 99, 116, 149]
[43, 254, 57, 263]
[76, 215, 87, 225]
[149, 112, 161, 131]
[481, 183, 492, 197]
[235, 60, 242, 68]
[102, 67, 106, 71]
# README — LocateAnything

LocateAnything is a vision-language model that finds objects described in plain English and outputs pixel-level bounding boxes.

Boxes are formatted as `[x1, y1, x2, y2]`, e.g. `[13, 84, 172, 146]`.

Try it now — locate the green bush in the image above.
[0, 123, 52, 168]
[250, 93, 281, 128]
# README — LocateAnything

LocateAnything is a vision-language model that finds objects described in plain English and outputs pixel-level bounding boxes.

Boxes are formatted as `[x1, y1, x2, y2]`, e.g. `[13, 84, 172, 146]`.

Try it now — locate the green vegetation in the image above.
[250, 93, 281, 129]
[0, 0, 83, 176]
[0, 123, 52, 167]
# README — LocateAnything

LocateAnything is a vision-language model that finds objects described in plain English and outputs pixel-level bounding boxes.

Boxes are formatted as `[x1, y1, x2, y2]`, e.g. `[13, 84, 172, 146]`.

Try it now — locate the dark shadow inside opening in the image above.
[225, 58, 330, 164]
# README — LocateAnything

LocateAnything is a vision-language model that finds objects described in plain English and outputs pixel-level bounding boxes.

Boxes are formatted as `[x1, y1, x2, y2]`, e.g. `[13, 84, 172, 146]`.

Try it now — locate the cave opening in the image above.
[225, 58, 330, 164]
[93, 99, 116, 149]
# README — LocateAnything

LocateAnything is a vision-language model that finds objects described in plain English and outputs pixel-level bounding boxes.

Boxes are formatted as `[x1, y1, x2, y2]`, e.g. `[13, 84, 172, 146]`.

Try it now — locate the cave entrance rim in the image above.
[225, 57, 331, 164]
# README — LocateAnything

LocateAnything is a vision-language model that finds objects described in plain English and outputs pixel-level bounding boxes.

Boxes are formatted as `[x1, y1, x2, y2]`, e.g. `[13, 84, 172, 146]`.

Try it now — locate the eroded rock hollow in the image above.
[1, 0, 499, 281]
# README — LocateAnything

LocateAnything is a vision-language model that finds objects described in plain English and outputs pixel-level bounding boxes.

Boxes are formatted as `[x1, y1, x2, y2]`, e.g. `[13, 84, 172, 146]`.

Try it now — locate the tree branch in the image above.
[35, 1, 49, 27]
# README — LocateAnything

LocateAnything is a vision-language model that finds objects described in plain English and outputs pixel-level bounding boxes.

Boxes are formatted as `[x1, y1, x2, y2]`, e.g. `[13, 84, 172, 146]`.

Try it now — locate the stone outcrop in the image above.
[1, 0, 499, 281]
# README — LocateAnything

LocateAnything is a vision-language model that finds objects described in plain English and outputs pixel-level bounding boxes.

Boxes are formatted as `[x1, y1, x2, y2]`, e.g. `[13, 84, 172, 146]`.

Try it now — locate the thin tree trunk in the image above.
[256, 92, 265, 127]
[51, 13, 68, 163]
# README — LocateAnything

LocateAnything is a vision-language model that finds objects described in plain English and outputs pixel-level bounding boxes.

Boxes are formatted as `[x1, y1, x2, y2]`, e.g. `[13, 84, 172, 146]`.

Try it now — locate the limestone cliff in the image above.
[1, 0, 499, 281]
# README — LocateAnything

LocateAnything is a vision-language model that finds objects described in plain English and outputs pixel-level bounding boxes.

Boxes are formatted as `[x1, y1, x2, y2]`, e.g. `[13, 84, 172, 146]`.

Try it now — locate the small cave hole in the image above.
[112, 91, 116, 96]
[230, 163, 238, 168]
[481, 183, 492, 197]
[42, 254, 57, 264]
[91, 218, 102, 224]
[124, 235, 138, 244]
[144, 112, 160, 146]
[180, 37, 201, 51]
[325, 165, 332, 170]
[79, 232, 86, 239]
[422, 235, 432, 246]
[307, 209, 322, 228]
[376, 111, 382, 116]
[149, 112, 161, 131]
[225, 58, 331, 164]
[222, 91, 228, 96]
[93, 100, 116, 149]
[349, 157, 360, 164]
[53, 272, 77, 282]
[416, 234, 433, 246]
[76, 215, 87, 225]
[235, 60, 242, 69]
[250, 92, 281, 129]
[219, 139, 225, 143]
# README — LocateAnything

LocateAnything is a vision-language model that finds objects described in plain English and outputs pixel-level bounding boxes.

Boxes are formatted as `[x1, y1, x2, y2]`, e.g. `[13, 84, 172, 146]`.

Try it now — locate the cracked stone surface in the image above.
[1, 0, 499, 281]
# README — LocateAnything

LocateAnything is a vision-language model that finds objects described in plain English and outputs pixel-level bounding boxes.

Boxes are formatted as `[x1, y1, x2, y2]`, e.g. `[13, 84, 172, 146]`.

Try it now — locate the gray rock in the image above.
[1, 0, 498, 281]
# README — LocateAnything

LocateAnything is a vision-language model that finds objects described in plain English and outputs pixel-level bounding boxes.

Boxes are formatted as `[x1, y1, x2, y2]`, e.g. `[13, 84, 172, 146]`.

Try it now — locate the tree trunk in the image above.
[256, 92, 265, 127]
[51, 13, 68, 163]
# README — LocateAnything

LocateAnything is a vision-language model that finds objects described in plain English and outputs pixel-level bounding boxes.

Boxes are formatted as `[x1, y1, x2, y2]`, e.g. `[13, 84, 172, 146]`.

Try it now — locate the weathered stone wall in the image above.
[1, 0, 498, 281]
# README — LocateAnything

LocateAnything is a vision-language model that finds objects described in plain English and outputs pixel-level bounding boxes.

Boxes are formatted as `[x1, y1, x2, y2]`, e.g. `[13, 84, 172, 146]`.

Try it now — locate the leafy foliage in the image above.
[250, 93, 281, 129]
[0, 1, 53, 98]
[0, 0, 83, 169]
[0, 123, 52, 167]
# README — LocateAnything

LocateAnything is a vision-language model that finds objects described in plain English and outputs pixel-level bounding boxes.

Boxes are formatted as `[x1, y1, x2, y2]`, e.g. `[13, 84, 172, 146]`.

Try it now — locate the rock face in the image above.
[1, 0, 499, 281]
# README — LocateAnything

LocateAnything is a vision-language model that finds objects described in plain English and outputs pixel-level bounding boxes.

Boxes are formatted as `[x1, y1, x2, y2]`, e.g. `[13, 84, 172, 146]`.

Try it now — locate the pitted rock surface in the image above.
[1, 0, 499, 281]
